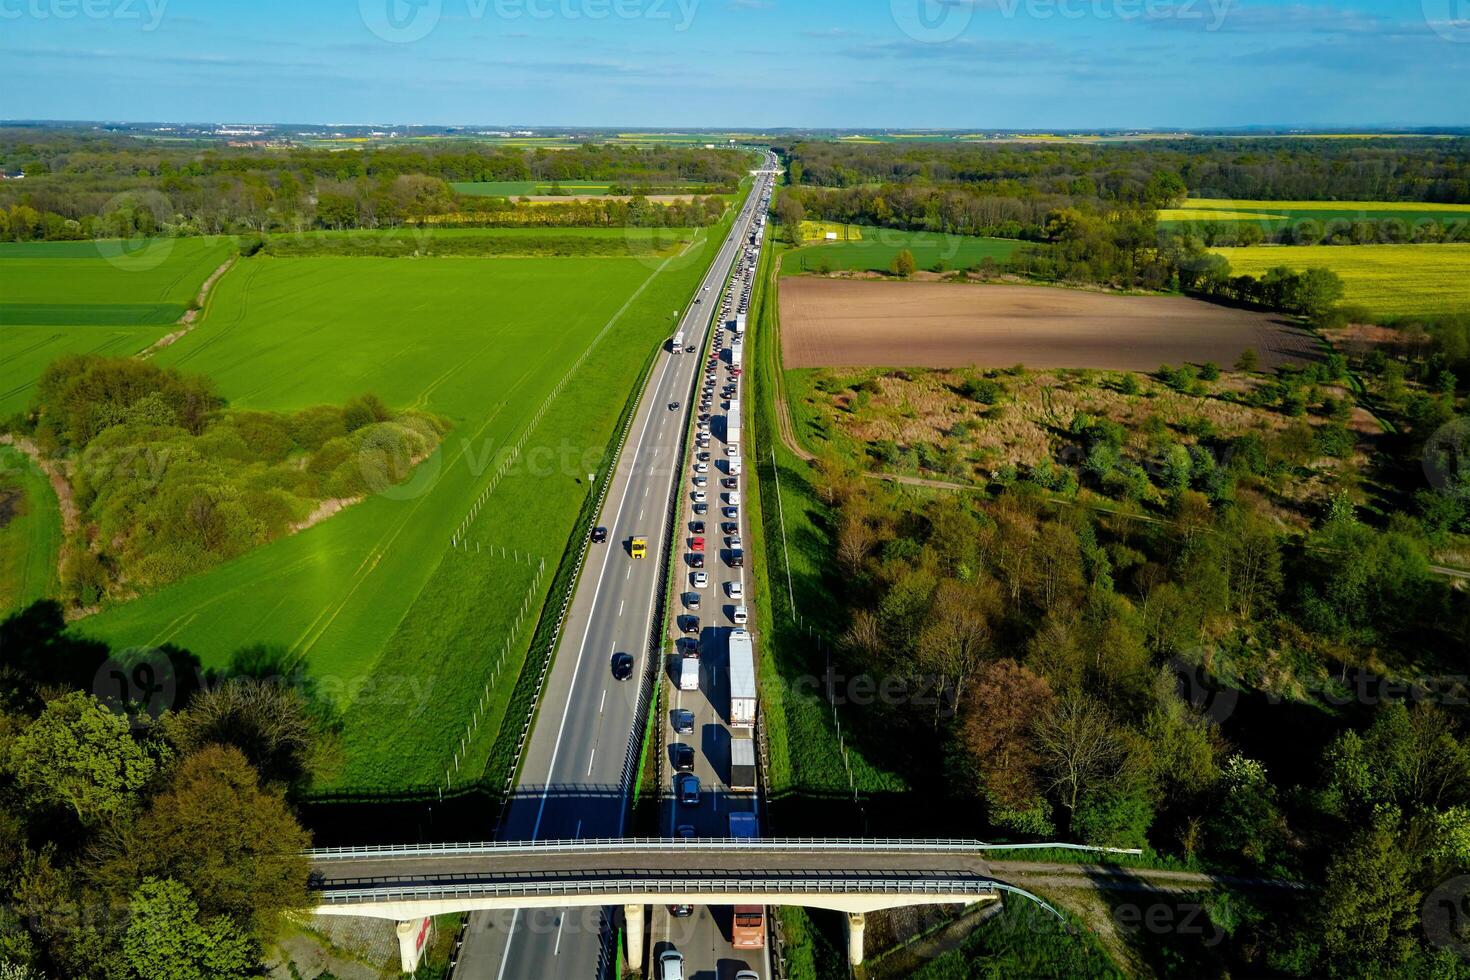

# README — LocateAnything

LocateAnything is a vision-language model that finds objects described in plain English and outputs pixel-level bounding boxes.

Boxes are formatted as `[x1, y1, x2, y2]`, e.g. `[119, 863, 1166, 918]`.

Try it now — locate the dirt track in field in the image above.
[780, 279, 1319, 371]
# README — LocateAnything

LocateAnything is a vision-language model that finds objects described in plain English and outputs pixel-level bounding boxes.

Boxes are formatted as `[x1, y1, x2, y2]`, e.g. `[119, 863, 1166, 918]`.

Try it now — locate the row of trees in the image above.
[1, 602, 326, 978]
[780, 138, 1470, 203]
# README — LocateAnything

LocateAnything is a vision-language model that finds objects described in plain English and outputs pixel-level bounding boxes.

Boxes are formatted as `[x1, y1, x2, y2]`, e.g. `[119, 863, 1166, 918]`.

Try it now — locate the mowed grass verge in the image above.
[0, 237, 235, 415]
[0, 445, 61, 615]
[781, 227, 1020, 276]
[80, 233, 728, 792]
[1213, 243, 1470, 317]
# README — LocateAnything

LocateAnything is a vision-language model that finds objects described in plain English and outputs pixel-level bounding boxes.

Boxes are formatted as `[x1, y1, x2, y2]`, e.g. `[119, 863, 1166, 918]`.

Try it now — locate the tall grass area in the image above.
[0, 446, 61, 615]
[908, 901, 1123, 979]
[749, 230, 907, 825]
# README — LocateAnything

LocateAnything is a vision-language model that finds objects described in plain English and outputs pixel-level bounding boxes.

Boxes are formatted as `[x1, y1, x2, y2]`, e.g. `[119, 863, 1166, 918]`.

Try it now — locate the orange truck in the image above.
[732, 905, 765, 949]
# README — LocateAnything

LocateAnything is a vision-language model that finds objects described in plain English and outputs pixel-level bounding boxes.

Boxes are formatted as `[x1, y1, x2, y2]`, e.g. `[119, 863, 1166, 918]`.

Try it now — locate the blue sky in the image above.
[2, 0, 1468, 128]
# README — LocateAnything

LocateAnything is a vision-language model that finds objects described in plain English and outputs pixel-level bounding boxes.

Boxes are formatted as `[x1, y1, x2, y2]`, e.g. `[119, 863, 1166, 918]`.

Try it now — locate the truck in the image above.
[726, 399, 741, 446]
[730, 340, 744, 368]
[730, 737, 756, 792]
[728, 811, 758, 838]
[733, 905, 766, 949]
[670, 330, 685, 352]
[734, 313, 747, 335]
[678, 655, 699, 692]
[728, 628, 756, 728]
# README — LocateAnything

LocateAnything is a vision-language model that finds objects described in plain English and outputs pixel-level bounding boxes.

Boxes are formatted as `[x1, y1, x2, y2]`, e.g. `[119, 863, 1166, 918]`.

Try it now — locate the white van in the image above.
[678, 656, 700, 691]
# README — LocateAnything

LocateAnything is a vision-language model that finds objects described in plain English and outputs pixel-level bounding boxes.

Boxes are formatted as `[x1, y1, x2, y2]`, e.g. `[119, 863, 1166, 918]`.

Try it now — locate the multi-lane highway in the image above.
[456, 155, 778, 979]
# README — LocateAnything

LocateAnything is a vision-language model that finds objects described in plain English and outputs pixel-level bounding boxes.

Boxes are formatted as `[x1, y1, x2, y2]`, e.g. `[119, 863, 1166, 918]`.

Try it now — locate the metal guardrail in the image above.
[308, 837, 1006, 859]
[318, 876, 1002, 905]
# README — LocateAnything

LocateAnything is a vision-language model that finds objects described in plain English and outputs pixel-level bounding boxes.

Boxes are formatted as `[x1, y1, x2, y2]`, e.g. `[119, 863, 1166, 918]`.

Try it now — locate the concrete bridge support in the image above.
[625, 903, 645, 971]
[396, 917, 433, 972]
[846, 911, 866, 966]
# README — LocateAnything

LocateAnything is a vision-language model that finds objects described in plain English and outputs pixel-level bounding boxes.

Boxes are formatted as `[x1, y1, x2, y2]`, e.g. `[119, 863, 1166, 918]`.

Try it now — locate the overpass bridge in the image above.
[308, 838, 1062, 967]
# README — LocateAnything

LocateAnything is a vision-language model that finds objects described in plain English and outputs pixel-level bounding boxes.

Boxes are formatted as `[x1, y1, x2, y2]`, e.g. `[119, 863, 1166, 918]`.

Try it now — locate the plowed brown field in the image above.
[780, 279, 1318, 370]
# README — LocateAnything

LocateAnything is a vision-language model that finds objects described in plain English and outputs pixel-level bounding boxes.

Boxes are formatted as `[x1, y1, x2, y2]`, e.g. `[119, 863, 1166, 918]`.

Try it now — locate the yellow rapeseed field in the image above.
[1213, 244, 1470, 317]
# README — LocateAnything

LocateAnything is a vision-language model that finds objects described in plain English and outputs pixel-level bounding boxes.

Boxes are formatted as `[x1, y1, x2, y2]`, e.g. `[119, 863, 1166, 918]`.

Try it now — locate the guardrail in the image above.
[310, 837, 1007, 859]
[318, 876, 1003, 905]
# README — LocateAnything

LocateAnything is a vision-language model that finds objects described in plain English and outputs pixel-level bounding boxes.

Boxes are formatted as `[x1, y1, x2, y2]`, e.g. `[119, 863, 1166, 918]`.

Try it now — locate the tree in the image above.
[5, 692, 156, 827]
[123, 878, 256, 980]
[890, 249, 917, 278]
[165, 677, 322, 789]
[959, 660, 1054, 808]
[1208, 754, 1285, 871]
[95, 746, 310, 937]
[1317, 810, 1421, 970]
[1235, 348, 1259, 372]
[1034, 691, 1123, 818]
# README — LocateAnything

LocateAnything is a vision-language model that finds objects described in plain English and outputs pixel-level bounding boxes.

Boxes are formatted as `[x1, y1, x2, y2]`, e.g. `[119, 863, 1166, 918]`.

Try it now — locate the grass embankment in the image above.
[1212, 243, 1470, 318]
[0, 237, 236, 415]
[748, 230, 907, 820]
[0, 445, 61, 615]
[780, 227, 1021, 277]
[79, 221, 730, 792]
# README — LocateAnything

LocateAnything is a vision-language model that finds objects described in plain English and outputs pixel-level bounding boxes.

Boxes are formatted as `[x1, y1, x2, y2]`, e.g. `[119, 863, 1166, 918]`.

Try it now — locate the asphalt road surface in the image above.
[456, 161, 777, 980]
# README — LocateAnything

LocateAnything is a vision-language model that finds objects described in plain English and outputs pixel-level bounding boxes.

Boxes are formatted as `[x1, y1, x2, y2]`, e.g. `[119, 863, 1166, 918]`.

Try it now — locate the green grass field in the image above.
[1213, 243, 1470, 317]
[0, 446, 61, 616]
[781, 228, 1020, 276]
[451, 180, 708, 197]
[76, 226, 727, 791]
[0, 237, 235, 415]
[1160, 197, 1470, 232]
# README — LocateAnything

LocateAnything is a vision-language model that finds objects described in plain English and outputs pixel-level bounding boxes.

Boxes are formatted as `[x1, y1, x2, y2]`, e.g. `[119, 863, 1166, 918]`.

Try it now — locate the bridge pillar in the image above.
[624, 903, 645, 970]
[846, 911, 866, 966]
[396, 917, 433, 972]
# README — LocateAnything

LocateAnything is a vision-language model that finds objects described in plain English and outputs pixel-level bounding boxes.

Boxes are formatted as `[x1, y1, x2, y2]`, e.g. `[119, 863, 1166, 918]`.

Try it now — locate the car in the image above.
[724, 507, 739, 521]
[688, 553, 703, 568]
[591, 526, 607, 543]
[693, 502, 707, 515]
[678, 774, 700, 806]
[659, 949, 685, 980]
[693, 475, 707, 488]
[730, 549, 744, 568]
[722, 521, 738, 535]
[669, 904, 694, 918]
[733, 605, 748, 625]
[734, 972, 759, 980]
[672, 708, 695, 735]
[668, 402, 679, 411]
[691, 536, 705, 552]
[692, 490, 706, 503]
[611, 652, 634, 681]
[693, 461, 708, 473]
[727, 581, 744, 599]
[685, 591, 700, 610]
[672, 743, 695, 772]
[631, 537, 647, 559]
[727, 534, 742, 549]
[723, 477, 738, 490]
[725, 444, 739, 458]
[692, 571, 708, 588]
[682, 615, 699, 634]
[676, 824, 696, 839]
[690, 519, 705, 534]
[685, 345, 696, 353]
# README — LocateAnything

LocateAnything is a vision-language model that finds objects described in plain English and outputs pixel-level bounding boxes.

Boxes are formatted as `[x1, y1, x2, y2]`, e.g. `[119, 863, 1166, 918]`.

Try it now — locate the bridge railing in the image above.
[307, 837, 1005, 859]
[317, 876, 1002, 905]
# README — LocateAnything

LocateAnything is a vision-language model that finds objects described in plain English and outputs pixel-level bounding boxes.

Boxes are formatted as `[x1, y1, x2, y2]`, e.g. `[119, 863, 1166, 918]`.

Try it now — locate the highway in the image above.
[456, 156, 779, 979]
[650, 174, 771, 979]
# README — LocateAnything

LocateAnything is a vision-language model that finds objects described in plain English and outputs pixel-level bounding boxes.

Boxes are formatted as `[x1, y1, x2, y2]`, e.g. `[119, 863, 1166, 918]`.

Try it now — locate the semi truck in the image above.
[726, 399, 741, 445]
[730, 737, 756, 792]
[733, 905, 765, 949]
[730, 340, 743, 368]
[734, 313, 747, 335]
[728, 628, 756, 729]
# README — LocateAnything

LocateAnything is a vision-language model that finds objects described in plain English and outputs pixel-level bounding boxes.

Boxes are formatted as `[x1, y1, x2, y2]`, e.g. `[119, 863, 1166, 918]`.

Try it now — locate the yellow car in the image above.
[631, 537, 647, 559]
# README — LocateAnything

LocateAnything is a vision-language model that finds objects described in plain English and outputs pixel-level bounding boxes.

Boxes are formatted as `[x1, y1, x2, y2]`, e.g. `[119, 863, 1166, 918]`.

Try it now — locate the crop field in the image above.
[451, 180, 709, 197]
[0, 446, 61, 616]
[780, 278, 1318, 370]
[1213, 243, 1470, 317]
[79, 228, 725, 791]
[0, 237, 235, 414]
[1159, 197, 1470, 232]
[797, 221, 863, 242]
[781, 228, 1020, 276]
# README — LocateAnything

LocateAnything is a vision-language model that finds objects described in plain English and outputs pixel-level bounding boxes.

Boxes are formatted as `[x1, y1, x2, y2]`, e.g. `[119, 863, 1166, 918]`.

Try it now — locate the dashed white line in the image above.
[586, 750, 596, 776]
[599, 689, 607, 714]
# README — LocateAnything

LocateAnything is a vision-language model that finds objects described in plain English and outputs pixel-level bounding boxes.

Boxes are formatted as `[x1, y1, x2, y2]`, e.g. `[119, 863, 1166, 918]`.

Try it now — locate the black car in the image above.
[611, 652, 634, 681]
[688, 553, 704, 568]
[722, 521, 738, 535]
[669, 904, 694, 918]
[690, 520, 705, 535]
[678, 774, 700, 806]
[591, 526, 608, 543]
[672, 743, 695, 772]
[682, 616, 699, 635]
[672, 709, 695, 735]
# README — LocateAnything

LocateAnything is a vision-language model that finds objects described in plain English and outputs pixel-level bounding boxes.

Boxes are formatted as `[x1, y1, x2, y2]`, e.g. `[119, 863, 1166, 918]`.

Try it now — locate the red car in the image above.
[691, 536, 705, 552]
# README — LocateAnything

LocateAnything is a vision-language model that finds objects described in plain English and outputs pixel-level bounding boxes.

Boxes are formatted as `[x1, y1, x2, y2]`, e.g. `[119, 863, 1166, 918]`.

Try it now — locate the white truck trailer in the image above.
[726, 398, 741, 445]
[671, 329, 685, 352]
[728, 628, 756, 729]
[730, 737, 757, 792]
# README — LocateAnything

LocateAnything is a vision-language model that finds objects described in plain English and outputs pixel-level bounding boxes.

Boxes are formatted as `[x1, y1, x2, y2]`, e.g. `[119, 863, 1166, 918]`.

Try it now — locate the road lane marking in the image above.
[587, 750, 596, 777]
[599, 689, 607, 714]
